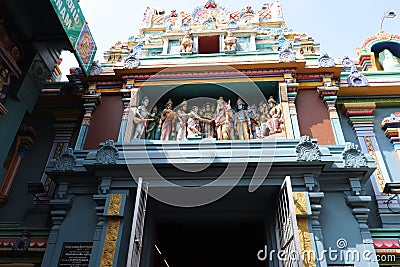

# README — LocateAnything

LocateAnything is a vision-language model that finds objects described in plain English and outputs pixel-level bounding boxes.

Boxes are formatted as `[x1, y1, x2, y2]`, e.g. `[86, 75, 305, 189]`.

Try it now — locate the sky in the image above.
[60, 0, 400, 79]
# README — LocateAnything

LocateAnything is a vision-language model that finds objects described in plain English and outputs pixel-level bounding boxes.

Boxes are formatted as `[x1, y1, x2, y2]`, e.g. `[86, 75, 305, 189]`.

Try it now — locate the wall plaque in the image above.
[58, 242, 93, 267]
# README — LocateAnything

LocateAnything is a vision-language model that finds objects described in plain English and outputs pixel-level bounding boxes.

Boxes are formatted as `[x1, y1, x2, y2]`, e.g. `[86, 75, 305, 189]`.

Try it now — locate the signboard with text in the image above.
[58, 242, 93, 267]
[50, 0, 97, 75]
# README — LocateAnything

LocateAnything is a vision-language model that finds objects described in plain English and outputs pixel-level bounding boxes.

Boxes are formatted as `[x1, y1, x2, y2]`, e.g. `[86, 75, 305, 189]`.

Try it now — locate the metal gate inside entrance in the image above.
[127, 177, 303, 267]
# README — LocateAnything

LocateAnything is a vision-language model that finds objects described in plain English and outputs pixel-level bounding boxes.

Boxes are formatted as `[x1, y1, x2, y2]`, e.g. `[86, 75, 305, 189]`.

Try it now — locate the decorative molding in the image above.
[364, 137, 385, 192]
[100, 218, 120, 267]
[318, 53, 335, 68]
[336, 98, 400, 106]
[342, 102, 376, 117]
[107, 194, 122, 216]
[96, 140, 119, 165]
[53, 148, 76, 171]
[345, 194, 373, 244]
[279, 83, 288, 102]
[296, 136, 321, 161]
[297, 218, 315, 267]
[293, 192, 308, 215]
[341, 142, 367, 168]
[126, 68, 298, 82]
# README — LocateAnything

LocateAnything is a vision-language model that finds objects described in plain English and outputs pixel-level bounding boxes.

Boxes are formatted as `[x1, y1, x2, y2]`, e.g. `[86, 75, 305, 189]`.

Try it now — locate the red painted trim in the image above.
[374, 239, 400, 249]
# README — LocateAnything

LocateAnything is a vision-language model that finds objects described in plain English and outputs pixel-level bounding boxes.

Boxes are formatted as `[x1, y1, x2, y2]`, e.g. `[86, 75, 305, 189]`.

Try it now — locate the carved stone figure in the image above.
[234, 97, 251, 140]
[347, 65, 369, 87]
[379, 49, 400, 71]
[265, 96, 283, 135]
[124, 42, 143, 69]
[318, 53, 336, 68]
[215, 97, 234, 140]
[202, 102, 215, 138]
[187, 106, 202, 138]
[133, 96, 150, 139]
[89, 60, 102, 75]
[176, 100, 189, 141]
[145, 106, 160, 140]
[159, 99, 176, 140]
[180, 32, 193, 53]
[224, 31, 237, 51]
[248, 104, 258, 139]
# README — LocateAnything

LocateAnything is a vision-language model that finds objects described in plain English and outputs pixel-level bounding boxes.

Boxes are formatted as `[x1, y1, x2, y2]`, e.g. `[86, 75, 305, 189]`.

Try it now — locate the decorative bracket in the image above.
[341, 142, 367, 168]
[96, 140, 119, 165]
[296, 136, 321, 161]
[53, 148, 76, 171]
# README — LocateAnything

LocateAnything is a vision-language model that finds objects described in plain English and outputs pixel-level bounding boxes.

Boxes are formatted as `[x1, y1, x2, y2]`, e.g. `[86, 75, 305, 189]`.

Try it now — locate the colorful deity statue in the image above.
[145, 106, 160, 140]
[248, 104, 258, 139]
[159, 98, 176, 140]
[180, 32, 193, 53]
[215, 97, 234, 140]
[202, 102, 215, 138]
[224, 31, 237, 51]
[187, 106, 202, 138]
[133, 96, 150, 139]
[234, 97, 251, 140]
[379, 49, 400, 71]
[176, 100, 189, 141]
[266, 96, 283, 135]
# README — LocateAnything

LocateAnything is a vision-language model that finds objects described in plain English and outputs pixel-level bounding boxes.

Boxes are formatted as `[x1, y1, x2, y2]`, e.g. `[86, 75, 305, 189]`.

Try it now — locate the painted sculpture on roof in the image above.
[133, 95, 284, 141]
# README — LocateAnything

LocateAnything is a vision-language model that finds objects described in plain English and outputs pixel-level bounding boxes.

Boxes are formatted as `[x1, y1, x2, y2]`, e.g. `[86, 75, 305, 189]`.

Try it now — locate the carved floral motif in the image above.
[341, 142, 367, 168]
[96, 140, 119, 165]
[54, 148, 76, 171]
[296, 136, 321, 161]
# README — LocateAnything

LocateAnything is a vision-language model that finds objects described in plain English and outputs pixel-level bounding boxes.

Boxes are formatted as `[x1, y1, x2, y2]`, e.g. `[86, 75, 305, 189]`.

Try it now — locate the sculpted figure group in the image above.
[132, 96, 283, 141]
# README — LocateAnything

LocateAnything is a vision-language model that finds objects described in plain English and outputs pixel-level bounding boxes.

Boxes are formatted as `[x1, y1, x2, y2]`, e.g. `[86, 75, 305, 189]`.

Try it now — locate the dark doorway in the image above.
[144, 186, 279, 267]
[198, 35, 220, 54]
[153, 221, 267, 267]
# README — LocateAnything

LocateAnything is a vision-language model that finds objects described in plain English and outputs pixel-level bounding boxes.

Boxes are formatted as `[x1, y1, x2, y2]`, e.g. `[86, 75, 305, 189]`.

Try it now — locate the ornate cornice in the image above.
[123, 68, 298, 82]
[342, 102, 376, 117]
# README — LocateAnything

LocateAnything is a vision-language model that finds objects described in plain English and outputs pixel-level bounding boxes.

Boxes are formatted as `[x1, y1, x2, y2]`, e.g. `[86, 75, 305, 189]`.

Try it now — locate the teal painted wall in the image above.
[338, 112, 358, 144]
[0, 74, 42, 183]
[319, 192, 363, 265]
[47, 195, 97, 266]
[0, 113, 54, 226]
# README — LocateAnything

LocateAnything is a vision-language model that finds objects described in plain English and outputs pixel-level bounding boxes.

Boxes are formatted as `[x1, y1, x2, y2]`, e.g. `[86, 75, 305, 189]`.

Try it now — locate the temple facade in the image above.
[1, 1, 400, 267]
